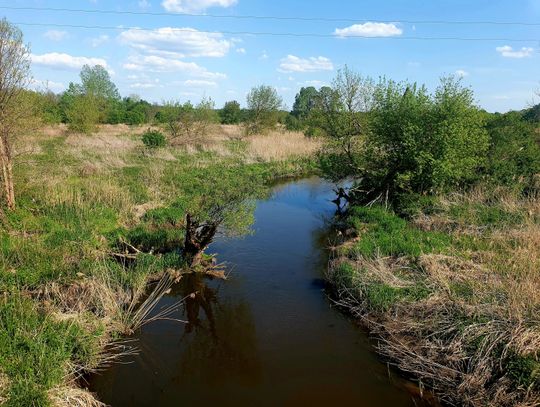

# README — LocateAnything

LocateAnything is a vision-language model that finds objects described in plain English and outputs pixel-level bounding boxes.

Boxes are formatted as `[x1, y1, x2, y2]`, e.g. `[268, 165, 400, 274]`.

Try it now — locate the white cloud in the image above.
[31, 52, 112, 72]
[183, 79, 217, 87]
[43, 30, 68, 41]
[162, 0, 237, 13]
[119, 27, 231, 58]
[139, 0, 151, 9]
[130, 82, 159, 89]
[496, 45, 534, 58]
[259, 51, 269, 60]
[236, 47, 246, 54]
[278, 55, 334, 73]
[334, 22, 403, 38]
[90, 34, 109, 47]
[455, 69, 469, 77]
[123, 55, 226, 79]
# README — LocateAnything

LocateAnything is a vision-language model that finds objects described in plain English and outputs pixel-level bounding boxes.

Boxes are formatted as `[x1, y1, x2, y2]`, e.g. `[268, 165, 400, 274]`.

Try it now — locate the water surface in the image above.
[90, 177, 428, 406]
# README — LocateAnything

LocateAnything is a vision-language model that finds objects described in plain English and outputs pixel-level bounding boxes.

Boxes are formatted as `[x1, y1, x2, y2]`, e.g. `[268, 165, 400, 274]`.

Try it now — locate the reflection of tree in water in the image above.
[172, 273, 261, 386]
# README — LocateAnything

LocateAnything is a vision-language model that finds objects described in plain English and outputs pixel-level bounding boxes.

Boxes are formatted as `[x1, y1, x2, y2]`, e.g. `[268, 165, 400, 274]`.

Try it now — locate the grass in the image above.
[0, 123, 320, 405]
[328, 186, 540, 406]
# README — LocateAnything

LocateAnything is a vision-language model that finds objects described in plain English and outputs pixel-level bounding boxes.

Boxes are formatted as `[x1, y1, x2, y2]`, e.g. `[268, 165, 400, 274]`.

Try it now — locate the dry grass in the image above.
[0, 369, 8, 405]
[49, 386, 105, 407]
[247, 129, 321, 161]
[328, 187, 540, 406]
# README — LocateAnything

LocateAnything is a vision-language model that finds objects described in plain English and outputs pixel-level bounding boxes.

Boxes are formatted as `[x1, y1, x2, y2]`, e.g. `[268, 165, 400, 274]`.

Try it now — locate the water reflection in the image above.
[173, 274, 261, 386]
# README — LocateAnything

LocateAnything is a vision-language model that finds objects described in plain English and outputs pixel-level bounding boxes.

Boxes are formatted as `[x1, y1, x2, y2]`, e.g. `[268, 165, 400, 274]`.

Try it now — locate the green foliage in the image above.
[220, 100, 242, 124]
[505, 352, 540, 391]
[245, 85, 283, 134]
[157, 98, 218, 141]
[347, 206, 451, 258]
[65, 93, 100, 134]
[364, 281, 430, 312]
[361, 76, 489, 200]
[292, 86, 320, 120]
[485, 111, 540, 192]
[0, 295, 100, 406]
[80, 64, 119, 101]
[142, 130, 167, 148]
[282, 114, 303, 131]
[311, 68, 373, 181]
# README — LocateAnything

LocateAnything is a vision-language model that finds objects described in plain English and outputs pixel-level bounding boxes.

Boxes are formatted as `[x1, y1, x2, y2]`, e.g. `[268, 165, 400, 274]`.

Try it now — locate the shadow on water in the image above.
[89, 177, 435, 407]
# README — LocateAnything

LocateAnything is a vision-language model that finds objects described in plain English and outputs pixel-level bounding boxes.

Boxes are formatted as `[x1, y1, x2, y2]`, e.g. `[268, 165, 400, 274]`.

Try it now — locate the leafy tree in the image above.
[61, 65, 120, 131]
[158, 97, 218, 144]
[0, 19, 38, 210]
[220, 100, 242, 124]
[314, 67, 374, 181]
[361, 76, 489, 200]
[65, 93, 100, 134]
[80, 64, 119, 101]
[245, 85, 283, 134]
[292, 86, 319, 120]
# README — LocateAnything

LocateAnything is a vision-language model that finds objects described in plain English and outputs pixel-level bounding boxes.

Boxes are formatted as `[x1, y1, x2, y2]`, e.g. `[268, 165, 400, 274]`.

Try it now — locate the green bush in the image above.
[142, 130, 166, 148]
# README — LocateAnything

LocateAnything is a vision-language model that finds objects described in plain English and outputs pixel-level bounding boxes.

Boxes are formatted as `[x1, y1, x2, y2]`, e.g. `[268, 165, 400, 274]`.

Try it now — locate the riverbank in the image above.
[327, 187, 540, 406]
[0, 124, 321, 406]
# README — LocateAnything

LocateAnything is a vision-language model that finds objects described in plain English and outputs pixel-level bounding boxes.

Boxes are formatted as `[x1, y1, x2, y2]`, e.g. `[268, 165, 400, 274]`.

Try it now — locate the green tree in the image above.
[361, 76, 489, 200]
[61, 65, 119, 132]
[292, 86, 319, 120]
[80, 64, 119, 101]
[220, 100, 242, 124]
[315, 67, 374, 181]
[159, 97, 218, 144]
[245, 85, 283, 135]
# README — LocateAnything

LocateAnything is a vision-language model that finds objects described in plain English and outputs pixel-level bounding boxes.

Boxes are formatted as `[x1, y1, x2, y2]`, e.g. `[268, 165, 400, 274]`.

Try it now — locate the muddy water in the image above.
[90, 177, 429, 407]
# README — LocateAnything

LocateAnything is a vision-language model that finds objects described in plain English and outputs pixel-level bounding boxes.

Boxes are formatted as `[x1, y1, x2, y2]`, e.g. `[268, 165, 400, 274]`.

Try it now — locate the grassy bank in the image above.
[0, 124, 320, 406]
[328, 187, 540, 406]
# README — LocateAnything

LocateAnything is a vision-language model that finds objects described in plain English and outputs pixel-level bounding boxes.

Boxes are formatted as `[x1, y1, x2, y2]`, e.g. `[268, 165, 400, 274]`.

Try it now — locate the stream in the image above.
[89, 177, 430, 406]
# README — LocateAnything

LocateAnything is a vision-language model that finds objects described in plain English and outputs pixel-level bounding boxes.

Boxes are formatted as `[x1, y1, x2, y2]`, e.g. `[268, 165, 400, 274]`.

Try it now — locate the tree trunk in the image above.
[183, 213, 218, 267]
[0, 136, 14, 210]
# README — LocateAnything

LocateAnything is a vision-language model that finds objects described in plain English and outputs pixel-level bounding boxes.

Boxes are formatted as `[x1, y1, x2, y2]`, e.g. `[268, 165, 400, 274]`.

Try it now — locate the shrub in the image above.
[142, 130, 166, 148]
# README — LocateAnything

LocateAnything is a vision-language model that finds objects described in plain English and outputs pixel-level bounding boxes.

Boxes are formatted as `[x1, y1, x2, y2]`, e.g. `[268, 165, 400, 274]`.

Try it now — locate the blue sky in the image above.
[2, 0, 539, 111]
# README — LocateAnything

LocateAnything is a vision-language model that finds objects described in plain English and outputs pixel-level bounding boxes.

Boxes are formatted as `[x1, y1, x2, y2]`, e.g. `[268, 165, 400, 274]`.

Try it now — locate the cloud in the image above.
[278, 55, 334, 73]
[455, 69, 469, 77]
[43, 30, 68, 41]
[236, 47, 246, 54]
[496, 45, 534, 58]
[90, 34, 109, 47]
[259, 51, 269, 60]
[183, 79, 217, 87]
[162, 0, 237, 13]
[130, 82, 160, 89]
[119, 27, 231, 58]
[334, 22, 402, 38]
[138, 0, 151, 9]
[31, 52, 111, 72]
[123, 55, 226, 79]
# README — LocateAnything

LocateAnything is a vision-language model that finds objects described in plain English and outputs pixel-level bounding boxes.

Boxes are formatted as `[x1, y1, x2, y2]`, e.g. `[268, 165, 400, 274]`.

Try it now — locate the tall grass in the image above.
[328, 187, 540, 406]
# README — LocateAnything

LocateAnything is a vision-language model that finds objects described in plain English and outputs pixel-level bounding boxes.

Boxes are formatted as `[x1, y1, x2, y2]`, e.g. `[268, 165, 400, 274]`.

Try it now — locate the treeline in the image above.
[31, 65, 293, 134]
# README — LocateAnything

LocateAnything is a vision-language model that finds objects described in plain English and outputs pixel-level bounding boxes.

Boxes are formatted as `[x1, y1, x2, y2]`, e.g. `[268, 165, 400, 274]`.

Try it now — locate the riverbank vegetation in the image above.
[311, 67, 540, 405]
